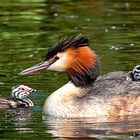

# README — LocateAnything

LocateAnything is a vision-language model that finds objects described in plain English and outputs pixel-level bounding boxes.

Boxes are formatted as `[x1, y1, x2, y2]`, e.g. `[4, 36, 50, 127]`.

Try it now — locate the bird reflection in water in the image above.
[43, 115, 140, 139]
[1, 107, 33, 132]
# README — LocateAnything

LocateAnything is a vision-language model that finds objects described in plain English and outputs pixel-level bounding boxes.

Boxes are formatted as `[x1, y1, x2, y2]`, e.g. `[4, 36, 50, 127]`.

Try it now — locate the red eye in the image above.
[55, 56, 59, 60]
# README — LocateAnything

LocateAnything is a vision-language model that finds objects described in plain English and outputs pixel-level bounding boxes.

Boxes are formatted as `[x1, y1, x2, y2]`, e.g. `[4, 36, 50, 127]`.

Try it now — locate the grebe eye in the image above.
[55, 56, 59, 60]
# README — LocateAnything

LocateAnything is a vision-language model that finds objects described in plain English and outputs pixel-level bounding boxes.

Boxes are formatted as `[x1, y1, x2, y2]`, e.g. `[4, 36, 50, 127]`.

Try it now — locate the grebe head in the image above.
[11, 85, 35, 107]
[20, 34, 100, 86]
[132, 65, 140, 81]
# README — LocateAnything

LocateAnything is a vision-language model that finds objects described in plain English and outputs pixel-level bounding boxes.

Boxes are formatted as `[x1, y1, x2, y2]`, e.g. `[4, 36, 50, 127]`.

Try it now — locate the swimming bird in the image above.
[0, 85, 35, 109]
[20, 34, 140, 118]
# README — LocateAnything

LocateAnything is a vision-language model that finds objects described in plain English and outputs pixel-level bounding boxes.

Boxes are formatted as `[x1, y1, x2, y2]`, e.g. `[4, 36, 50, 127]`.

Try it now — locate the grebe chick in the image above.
[132, 65, 140, 81]
[0, 85, 35, 109]
[20, 34, 140, 118]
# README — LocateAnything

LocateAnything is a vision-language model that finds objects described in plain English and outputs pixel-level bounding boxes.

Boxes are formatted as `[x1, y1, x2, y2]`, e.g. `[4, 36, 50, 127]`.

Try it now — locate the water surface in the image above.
[0, 0, 140, 139]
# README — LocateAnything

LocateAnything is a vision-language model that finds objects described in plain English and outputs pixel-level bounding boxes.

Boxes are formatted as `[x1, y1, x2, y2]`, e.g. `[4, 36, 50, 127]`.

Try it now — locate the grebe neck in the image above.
[43, 81, 87, 117]
[66, 56, 100, 87]
[16, 98, 34, 107]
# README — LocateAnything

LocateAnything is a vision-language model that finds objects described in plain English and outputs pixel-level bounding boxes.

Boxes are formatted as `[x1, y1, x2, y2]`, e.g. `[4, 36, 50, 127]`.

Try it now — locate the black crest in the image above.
[45, 33, 88, 60]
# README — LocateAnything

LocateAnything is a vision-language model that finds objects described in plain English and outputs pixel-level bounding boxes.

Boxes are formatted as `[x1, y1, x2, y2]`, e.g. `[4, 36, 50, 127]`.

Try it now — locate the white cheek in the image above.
[47, 53, 67, 72]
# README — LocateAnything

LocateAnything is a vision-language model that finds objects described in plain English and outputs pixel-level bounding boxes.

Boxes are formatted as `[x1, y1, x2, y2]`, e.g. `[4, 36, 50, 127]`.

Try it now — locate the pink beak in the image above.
[19, 58, 56, 75]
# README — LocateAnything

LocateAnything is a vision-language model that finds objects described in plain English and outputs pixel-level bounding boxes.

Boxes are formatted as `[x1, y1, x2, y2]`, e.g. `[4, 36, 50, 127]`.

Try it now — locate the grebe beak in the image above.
[19, 58, 57, 75]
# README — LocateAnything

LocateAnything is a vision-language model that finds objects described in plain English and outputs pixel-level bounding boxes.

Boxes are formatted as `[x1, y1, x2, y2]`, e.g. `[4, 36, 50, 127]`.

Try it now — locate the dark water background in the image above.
[0, 0, 140, 139]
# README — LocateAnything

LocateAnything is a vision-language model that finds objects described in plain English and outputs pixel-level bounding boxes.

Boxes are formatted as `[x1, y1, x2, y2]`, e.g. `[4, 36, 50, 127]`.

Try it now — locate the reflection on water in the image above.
[0, 108, 33, 139]
[44, 115, 140, 139]
[0, 0, 140, 139]
[3, 108, 32, 132]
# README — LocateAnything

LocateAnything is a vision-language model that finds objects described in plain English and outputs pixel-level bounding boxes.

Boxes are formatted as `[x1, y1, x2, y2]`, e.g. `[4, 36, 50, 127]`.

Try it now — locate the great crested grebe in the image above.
[0, 85, 35, 108]
[20, 34, 140, 118]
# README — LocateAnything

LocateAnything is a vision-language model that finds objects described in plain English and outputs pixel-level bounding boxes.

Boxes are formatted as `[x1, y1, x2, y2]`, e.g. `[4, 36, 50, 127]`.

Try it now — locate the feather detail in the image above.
[65, 47, 100, 87]
[45, 33, 88, 60]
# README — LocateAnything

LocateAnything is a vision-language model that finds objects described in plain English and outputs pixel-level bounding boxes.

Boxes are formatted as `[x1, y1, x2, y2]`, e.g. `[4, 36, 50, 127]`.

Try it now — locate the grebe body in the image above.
[0, 85, 35, 109]
[44, 72, 140, 118]
[20, 34, 140, 118]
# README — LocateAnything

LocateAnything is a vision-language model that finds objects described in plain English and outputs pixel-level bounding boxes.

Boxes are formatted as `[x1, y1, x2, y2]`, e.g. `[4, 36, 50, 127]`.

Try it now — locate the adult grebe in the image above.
[0, 85, 35, 108]
[20, 34, 140, 118]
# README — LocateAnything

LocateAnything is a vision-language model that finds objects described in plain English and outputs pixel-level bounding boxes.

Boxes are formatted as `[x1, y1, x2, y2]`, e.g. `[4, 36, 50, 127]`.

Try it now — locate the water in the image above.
[0, 0, 140, 139]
